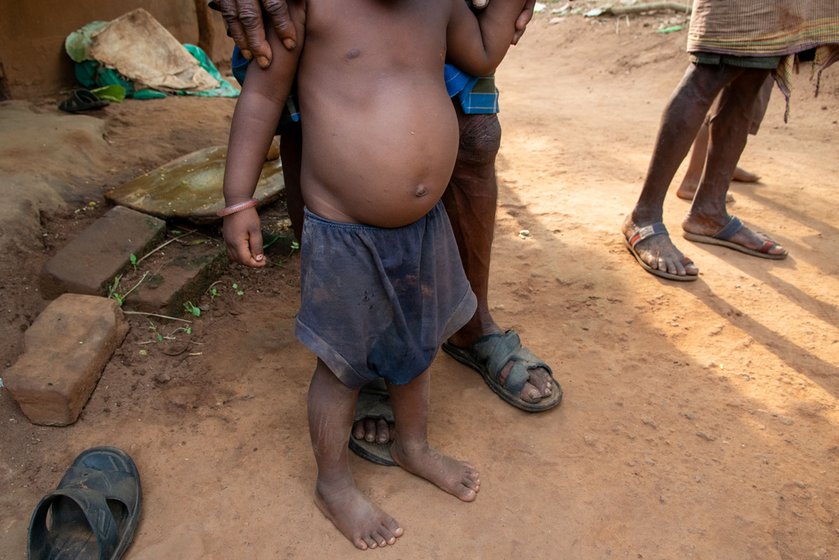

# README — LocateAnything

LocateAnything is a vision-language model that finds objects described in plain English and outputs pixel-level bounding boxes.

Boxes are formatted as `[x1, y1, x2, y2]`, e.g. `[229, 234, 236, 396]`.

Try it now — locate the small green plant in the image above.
[291, 241, 300, 251]
[138, 318, 194, 345]
[129, 253, 138, 269]
[232, 283, 245, 296]
[106, 271, 149, 307]
[183, 301, 201, 317]
[207, 281, 223, 299]
[107, 275, 125, 305]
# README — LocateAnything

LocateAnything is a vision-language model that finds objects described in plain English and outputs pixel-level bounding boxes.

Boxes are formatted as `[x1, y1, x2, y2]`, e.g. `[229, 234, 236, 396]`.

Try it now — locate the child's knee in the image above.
[458, 114, 502, 158]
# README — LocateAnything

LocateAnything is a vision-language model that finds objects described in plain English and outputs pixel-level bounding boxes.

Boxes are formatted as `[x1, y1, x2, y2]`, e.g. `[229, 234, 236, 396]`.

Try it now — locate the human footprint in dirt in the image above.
[619, 2, 839, 280]
[216, 0, 562, 466]
[220, 0, 528, 548]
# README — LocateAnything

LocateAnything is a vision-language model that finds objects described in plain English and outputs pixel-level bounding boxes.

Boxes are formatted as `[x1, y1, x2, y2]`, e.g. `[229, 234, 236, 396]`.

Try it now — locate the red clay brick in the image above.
[4, 294, 129, 426]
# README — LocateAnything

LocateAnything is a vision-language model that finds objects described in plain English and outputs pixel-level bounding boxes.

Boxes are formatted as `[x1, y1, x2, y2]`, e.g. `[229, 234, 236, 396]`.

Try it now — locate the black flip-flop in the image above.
[28, 447, 142, 560]
[58, 89, 109, 114]
[348, 379, 397, 467]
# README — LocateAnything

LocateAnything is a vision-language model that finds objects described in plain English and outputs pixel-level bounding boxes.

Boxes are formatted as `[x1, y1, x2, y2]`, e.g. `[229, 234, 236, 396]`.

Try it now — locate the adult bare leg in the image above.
[308, 360, 403, 550]
[682, 69, 787, 257]
[353, 106, 557, 454]
[675, 118, 741, 202]
[443, 110, 500, 348]
[442, 107, 555, 405]
[623, 63, 743, 278]
[675, 116, 711, 201]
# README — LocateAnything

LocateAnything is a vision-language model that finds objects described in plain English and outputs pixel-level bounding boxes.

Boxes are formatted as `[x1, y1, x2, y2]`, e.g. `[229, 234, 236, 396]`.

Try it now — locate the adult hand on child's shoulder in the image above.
[222, 210, 267, 268]
[213, 0, 298, 68]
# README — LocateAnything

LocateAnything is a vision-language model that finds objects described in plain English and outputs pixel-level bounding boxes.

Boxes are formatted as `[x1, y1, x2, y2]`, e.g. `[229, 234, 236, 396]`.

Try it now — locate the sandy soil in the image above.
[2, 9, 838, 559]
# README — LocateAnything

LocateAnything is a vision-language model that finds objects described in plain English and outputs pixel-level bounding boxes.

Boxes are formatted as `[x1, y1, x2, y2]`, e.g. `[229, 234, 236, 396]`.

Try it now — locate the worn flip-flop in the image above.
[348, 379, 397, 467]
[624, 221, 699, 281]
[442, 330, 562, 413]
[28, 447, 142, 560]
[58, 89, 109, 114]
[683, 215, 788, 260]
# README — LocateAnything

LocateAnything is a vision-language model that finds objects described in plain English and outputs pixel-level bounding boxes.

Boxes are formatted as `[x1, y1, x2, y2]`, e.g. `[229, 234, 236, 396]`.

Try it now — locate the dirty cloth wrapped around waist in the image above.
[687, 0, 839, 109]
[687, 0, 839, 57]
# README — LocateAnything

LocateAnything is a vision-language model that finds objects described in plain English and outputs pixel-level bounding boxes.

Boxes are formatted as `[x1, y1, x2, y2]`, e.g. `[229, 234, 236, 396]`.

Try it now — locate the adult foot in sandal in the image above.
[622, 215, 699, 280]
[443, 329, 561, 411]
[683, 214, 788, 259]
[349, 379, 396, 466]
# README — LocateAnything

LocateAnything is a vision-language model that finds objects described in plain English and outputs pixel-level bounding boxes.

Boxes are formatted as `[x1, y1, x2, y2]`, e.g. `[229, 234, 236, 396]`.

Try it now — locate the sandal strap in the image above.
[473, 330, 553, 394]
[29, 487, 119, 560]
[627, 222, 668, 250]
[59, 466, 139, 509]
[714, 216, 743, 241]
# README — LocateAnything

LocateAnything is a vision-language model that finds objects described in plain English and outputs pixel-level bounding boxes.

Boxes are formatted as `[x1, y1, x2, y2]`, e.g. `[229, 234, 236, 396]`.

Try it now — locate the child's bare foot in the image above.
[390, 442, 480, 502]
[314, 482, 404, 550]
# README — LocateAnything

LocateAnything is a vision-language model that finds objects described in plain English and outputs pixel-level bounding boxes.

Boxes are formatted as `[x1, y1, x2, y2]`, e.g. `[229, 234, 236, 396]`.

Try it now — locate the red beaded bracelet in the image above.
[217, 199, 259, 217]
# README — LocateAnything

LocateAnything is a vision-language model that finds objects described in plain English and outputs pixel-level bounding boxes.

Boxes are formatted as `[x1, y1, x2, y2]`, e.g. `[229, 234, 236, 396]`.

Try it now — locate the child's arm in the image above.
[445, 0, 529, 77]
[222, 4, 304, 267]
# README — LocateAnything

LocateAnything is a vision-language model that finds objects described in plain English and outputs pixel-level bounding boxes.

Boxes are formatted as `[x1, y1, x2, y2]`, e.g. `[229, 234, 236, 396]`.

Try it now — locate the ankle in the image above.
[449, 317, 501, 348]
[315, 473, 355, 496]
[391, 438, 430, 459]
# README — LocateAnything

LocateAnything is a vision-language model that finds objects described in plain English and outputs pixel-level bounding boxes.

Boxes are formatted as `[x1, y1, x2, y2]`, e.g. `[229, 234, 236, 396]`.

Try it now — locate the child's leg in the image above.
[308, 359, 403, 550]
[386, 371, 480, 502]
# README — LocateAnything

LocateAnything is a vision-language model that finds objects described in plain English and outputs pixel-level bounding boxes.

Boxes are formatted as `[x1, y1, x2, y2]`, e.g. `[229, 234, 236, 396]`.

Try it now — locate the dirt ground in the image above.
[2, 9, 838, 560]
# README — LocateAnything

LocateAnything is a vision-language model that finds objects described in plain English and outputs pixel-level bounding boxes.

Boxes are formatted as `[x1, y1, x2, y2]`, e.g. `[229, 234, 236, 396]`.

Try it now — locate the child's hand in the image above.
[512, 0, 537, 45]
[222, 209, 266, 268]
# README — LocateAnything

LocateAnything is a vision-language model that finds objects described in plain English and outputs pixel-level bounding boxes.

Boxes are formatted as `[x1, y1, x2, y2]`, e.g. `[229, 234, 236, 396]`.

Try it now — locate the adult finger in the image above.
[220, 0, 273, 68]
[262, 0, 299, 51]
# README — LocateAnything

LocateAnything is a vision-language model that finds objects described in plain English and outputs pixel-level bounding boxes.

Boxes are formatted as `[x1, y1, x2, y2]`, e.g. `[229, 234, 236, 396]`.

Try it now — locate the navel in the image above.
[346, 48, 361, 60]
[414, 185, 428, 197]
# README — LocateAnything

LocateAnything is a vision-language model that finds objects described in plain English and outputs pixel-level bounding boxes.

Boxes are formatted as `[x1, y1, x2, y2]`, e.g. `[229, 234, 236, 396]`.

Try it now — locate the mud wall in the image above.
[0, 0, 232, 100]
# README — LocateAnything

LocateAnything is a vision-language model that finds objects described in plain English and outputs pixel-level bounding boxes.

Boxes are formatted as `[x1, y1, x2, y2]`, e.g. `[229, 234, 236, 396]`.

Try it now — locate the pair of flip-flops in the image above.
[58, 89, 109, 114]
[28, 447, 141, 560]
[625, 216, 787, 281]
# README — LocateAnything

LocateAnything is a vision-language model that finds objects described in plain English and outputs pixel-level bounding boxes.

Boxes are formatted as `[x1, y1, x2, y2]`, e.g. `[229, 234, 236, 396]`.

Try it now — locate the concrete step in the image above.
[119, 233, 227, 316]
[40, 206, 166, 299]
